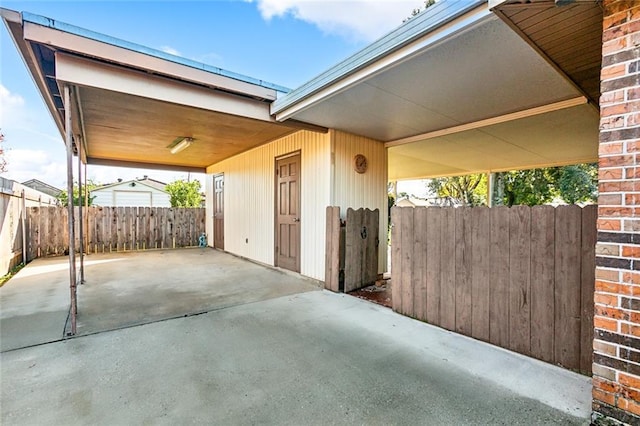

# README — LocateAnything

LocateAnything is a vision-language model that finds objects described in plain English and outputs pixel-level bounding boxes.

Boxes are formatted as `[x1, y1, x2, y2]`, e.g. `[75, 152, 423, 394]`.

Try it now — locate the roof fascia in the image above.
[87, 158, 205, 174]
[271, 0, 487, 119]
[55, 52, 277, 123]
[21, 12, 289, 101]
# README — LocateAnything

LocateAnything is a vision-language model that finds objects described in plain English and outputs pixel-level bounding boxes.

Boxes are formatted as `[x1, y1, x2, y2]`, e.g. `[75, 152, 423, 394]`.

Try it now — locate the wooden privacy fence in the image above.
[391, 204, 597, 375]
[325, 207, 379, 293]
[26, 206, 206, 260]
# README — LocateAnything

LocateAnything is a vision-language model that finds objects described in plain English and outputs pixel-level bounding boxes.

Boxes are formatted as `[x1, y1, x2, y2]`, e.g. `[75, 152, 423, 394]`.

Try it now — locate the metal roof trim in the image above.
[21, 12, 292, 94]
[271, 0, 486, 114]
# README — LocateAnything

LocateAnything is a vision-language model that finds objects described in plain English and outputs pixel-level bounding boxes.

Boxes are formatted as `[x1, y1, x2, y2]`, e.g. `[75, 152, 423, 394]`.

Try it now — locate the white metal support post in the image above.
[78, 137, 84, 284]
[84, 162, 88, 255]
[64, 85, 77, 335]
[487, 172, 495, 207]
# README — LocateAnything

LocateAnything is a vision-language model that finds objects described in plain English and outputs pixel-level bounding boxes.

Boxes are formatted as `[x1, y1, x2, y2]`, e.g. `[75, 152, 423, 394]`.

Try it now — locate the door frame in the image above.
[274, 150, 301, 271]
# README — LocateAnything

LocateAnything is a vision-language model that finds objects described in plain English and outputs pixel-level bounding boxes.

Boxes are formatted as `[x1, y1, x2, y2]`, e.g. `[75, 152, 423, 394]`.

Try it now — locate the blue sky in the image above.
[0, 0, 427, 195]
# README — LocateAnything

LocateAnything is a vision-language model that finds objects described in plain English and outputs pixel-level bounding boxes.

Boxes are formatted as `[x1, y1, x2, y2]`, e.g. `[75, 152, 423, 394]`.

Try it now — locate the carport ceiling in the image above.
[388, 103, 597, 180]
[491, 0, 603, 106]
[273, 1, 600, 180]
[76, 86, 297, 170]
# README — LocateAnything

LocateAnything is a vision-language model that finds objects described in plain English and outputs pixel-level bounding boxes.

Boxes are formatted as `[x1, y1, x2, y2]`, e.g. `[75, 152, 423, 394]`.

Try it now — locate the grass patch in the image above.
[0, 263, 25, 287]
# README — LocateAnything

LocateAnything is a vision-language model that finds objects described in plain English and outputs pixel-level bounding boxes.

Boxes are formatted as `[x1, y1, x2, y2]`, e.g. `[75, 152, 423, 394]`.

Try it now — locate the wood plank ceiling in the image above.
[492, 0, 603, 107]
[78, 86, 298, 170]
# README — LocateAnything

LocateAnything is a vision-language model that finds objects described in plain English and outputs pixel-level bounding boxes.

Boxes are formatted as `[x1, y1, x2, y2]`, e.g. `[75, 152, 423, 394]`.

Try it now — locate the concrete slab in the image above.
[1, 249, 319, 351]
[0, 256, 71, 351]
[1, 291, 590, 425]
[73, 248, 320, 335]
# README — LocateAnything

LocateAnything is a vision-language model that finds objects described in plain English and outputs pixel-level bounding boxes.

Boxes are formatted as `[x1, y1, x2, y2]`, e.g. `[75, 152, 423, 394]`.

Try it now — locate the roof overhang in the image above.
[272, 0, 601, 180]
[1, 8, 320, 172]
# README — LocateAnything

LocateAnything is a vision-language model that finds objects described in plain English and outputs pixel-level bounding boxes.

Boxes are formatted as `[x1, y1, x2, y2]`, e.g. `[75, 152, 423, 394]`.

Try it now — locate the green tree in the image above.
[556, 163, 598, 204]
[426, 163, 598, 207]
[165, 179, 202, 207]
[0, 131, 7, 173]
[58, 180, 99, 206]
[428, 174, 487, 206]
[496, 164, 597, 207]
[404, 0, 436, 22]
[498, 168, 556, 207]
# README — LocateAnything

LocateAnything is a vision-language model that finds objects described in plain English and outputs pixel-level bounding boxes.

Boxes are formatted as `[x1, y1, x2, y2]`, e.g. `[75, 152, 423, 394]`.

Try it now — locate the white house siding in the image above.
[92, 182, 171, 207]
[113, 191, 152, 206]
[207, 130, 331, 281]
[331, 130, 388, 273]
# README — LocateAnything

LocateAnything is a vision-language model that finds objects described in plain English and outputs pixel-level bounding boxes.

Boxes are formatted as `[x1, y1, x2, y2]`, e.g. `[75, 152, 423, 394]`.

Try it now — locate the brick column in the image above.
[594, 1, 640, 424]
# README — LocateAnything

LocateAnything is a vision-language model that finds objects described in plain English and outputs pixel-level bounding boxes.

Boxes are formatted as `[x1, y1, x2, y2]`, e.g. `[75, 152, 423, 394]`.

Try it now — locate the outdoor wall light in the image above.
[169, 137, 193, 154]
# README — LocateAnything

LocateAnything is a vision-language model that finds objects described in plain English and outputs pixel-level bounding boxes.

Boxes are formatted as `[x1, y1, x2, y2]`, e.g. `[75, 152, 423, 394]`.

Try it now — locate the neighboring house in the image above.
[395, 196, 429, 208]
[91, 177, 170, 207]
[395, 196, 459, 208]
[21, 179, 63, 199]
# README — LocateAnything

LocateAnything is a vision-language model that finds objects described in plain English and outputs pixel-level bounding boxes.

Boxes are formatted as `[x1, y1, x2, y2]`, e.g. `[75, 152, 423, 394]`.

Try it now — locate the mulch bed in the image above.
[348, 280, 392, 308]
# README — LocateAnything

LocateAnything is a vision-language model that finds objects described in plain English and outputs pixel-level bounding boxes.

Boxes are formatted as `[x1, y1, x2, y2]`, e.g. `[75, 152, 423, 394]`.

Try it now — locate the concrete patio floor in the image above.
[0, 248, 319, 351]
[0, 249, 592, 424]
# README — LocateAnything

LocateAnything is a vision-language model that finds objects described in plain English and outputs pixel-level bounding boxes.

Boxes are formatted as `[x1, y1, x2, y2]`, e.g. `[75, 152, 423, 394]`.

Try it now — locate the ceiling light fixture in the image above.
[170, 137, 193, 154]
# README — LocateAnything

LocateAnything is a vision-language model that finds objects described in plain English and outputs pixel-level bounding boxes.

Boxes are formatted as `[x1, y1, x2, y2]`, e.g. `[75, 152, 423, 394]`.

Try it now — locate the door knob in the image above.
[293, 218, 300, 222]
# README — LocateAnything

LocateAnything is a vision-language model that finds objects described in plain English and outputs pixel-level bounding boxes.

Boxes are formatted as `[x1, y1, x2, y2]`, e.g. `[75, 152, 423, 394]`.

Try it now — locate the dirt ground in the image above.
[348, 279, 392, 308]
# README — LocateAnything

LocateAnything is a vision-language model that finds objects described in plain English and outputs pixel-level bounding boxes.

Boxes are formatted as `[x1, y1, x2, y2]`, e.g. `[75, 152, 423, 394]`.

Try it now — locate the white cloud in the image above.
[0, 84, 60, 144]
[251, 0, 425, 42]
[0, 83, 26, 127]
[0, 84, 65, 186]
[3, 148, 66, 188]
[160, 45, 181, 56]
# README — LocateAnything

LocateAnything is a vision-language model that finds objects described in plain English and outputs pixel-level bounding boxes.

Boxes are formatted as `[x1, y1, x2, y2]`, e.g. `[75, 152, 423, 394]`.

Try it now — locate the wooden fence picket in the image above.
[25, 206, 205, 258]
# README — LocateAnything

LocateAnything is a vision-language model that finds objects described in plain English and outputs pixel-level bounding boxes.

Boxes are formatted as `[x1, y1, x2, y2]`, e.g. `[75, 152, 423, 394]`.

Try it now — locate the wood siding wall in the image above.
[26, 206, 205, 260]
[391, 205, 596, 374]
[331, 130, 388, 273]
[207, 130, 331, 281]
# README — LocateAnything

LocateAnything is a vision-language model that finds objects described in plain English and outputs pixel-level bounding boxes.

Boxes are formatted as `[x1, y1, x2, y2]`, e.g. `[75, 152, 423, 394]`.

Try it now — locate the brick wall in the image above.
[594, 0, 640, 424]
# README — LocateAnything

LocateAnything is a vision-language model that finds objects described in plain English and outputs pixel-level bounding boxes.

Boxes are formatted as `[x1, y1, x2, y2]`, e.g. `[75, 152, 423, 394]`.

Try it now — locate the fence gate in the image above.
[325, 206, 379, 293]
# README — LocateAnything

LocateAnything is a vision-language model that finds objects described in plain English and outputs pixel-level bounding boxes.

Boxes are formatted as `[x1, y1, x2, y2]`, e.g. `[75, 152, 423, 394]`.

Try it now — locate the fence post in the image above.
[21, 190, 26, 266]
[324, 206, 340, 292]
